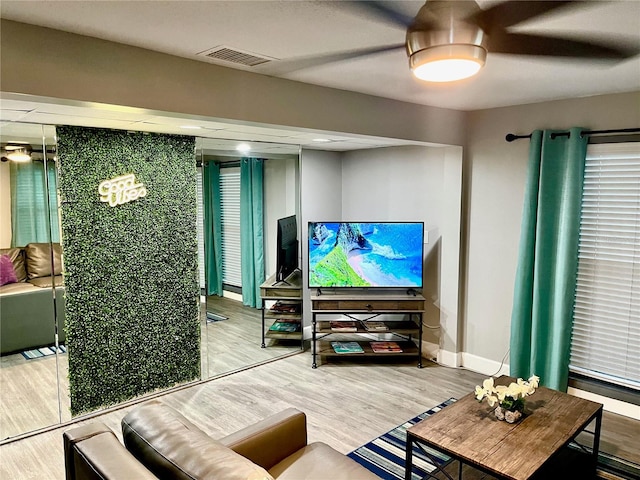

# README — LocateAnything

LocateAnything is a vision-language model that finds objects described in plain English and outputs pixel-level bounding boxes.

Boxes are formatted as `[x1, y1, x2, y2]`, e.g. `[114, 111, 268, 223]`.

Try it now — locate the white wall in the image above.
[341, 145, 463, 361]
[340, 146, 446, 348]
[341, 146, 444, 224]
[0, 161, 11, 248]
[300, 149, 343, 326]
[263, 156, 299, 277]
[0, 19, 466, 148]
[462, 91, 640, 375]
[300, 145, 464, 361]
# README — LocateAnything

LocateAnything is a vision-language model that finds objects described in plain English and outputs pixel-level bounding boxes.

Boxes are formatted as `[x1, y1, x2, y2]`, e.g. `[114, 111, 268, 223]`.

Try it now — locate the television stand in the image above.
[310, 292, 425, 368]
[272, 267, 302, 286]
[260, 272, 304, 350]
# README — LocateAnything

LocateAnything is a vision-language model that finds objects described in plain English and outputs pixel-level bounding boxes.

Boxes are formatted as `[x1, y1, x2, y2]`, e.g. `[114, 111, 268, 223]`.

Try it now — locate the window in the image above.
[570, 143, 640, 390]
[196, 167, 206, 290]
[219, 167, 242, 287]
[10, 160, 60, 247]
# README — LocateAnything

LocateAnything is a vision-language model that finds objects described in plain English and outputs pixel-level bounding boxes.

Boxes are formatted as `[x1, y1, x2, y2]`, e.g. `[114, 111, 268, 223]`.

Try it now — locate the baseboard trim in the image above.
[438, 349, 461, 368]
[421, 340, 440, 362]
[461, 352, 510, 377]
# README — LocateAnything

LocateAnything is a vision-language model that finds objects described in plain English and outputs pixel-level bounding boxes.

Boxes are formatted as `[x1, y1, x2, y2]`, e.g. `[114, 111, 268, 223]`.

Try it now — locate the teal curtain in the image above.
[240, 158, 265, 308]
[510, 127, 588, 392]
[203, 161, 223, 296]
[10, 160, 60, 247]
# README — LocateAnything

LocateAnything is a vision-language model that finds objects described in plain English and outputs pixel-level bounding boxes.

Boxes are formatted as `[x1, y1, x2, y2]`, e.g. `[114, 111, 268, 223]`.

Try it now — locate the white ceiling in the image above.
[1, 0, 639, 151]
[2, 0, 639, 111]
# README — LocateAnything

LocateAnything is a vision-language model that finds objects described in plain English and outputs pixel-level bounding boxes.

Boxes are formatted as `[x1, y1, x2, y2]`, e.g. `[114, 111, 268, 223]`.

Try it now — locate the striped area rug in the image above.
[348, 397, 640, 480]
[21, 344, 66, 360]
[347, 398, 455, 480]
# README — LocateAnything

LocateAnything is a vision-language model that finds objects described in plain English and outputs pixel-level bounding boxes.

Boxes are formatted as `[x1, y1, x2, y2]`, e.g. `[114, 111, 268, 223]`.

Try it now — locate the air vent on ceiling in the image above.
[198, 46, 275, 67]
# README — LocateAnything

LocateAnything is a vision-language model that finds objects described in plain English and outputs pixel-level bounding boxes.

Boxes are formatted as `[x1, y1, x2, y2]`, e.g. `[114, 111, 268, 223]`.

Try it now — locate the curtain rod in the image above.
[505, 128, 640, 142]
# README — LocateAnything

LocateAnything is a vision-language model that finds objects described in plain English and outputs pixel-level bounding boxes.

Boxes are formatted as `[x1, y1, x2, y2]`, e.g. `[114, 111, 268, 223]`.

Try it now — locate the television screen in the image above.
[276, 215, 298, 282]
[308, 222, 424, 289]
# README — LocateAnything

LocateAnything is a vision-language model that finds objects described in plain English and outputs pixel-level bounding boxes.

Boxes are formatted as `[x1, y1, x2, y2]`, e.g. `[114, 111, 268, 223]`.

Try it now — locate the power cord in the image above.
[489, 349, 510, 377]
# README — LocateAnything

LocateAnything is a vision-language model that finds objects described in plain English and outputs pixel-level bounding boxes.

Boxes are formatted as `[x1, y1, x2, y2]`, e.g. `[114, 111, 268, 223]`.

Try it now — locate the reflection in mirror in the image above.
[196, 138, 301, 379]
[0, 123, 64, 439]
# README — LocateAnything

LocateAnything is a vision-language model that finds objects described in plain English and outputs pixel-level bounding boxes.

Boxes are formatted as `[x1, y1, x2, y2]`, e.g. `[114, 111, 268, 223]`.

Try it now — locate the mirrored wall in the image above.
[196, 138, 302, 380]
[0, 125, 302, 440]
[0, 123, 67, 439]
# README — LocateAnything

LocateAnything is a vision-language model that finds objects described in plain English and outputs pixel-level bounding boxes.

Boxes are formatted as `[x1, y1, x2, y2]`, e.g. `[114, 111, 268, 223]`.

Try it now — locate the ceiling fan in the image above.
[266, 1, 639, 82]
[1, 143, 33, 162]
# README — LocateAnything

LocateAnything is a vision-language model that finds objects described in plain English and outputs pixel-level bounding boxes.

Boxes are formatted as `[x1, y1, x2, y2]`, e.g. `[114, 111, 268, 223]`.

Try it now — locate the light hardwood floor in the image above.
[1, 296, 638, 479]
[0, 295, 299, 439]
[204, 295, 302, 378]
[0, 352, 485, 480]
[1, 351, 639, 480]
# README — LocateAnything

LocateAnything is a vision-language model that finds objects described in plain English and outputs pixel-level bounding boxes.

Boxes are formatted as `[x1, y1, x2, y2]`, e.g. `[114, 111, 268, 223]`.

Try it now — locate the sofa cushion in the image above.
[268, 442, 380, 480]
[0, 281, 40, 295]
[122, 401, 274, 480]
[25, 243, 63, 279]
[0, 248, 27, 283]
[0, 254, 18, 286]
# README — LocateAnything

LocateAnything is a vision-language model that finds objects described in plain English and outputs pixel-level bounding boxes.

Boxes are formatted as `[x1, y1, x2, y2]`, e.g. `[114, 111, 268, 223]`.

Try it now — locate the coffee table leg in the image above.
[405, 433, 414, 480]
[409, 439, 458, 480]
[592, 408, 603, 474]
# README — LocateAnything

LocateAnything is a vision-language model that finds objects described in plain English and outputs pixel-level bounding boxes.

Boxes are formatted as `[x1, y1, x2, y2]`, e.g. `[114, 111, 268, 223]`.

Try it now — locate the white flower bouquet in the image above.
[474, 375, 540, 422]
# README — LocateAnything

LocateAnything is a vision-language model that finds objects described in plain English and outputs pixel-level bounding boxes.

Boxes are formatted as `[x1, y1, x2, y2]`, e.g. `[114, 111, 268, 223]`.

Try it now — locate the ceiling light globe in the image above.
[410, 44, 486, 83]
[6, 150, 32, 162]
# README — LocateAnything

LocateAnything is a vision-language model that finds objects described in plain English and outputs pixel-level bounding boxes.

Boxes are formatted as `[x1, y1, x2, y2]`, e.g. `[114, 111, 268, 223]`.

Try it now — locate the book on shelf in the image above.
[329, 321, 358, 332]
[362, 321, 388, 332]
[269, 301, 301, 314]
[331, 341, 364, 354]
[268, 321, 300, 332]
[273, 317, 301, 324]
[370, 341, 403, 353]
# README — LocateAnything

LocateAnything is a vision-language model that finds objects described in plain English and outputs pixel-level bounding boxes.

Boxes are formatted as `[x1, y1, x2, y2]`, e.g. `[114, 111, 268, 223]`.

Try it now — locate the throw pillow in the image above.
[0, 254, 18, 286]
[25, 243, 64, 279]
[0, 247, 27, 282]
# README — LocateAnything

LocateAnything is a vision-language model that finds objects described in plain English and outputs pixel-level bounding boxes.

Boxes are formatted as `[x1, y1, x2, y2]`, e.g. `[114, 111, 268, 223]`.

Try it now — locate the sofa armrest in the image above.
[63, 422, 157, 480]
[220, 408, 308, 471]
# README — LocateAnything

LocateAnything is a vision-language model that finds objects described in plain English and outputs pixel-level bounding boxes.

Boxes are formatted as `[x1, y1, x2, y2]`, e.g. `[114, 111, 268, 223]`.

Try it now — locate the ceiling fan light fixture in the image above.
[410, 44, 486, 82]
[6, 148, 32, 162]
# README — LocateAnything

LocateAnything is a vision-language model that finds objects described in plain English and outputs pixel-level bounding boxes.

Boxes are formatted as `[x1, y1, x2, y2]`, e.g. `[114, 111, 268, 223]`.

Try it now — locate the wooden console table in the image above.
[310, 293, 425, 368]
[405, 377, 603, 480]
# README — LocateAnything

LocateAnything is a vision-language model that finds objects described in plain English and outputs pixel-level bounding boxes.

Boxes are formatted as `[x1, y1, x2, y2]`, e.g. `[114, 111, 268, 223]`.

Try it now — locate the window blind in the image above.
[570, 143, 640, 390]
[196, 167, 206, 290]
[220, 168, 242, 287]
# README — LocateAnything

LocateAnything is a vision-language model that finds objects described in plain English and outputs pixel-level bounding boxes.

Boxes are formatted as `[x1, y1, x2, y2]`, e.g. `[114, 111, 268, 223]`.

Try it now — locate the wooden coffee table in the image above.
[405, 377, 603, 480]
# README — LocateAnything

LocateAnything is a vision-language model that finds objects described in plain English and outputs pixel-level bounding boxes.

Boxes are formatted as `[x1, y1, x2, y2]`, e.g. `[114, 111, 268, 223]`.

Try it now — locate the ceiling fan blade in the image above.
[257, 43, 406, 76]
[470, 1, 577, 32]
[348, 1, 417, 29]
[489, 32, 640, 60]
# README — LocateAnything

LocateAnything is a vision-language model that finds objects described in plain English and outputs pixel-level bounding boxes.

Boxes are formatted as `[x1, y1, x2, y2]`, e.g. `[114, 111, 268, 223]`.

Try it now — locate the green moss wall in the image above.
[56, 126, 199, 415]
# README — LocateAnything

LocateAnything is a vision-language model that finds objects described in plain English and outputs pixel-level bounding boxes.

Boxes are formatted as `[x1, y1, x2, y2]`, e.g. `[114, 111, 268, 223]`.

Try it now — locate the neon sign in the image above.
[98, 173, 147, 207]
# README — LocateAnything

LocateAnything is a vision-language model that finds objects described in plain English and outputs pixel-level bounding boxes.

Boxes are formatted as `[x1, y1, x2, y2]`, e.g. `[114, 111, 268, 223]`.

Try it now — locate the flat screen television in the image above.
[276, 215, 298, 283]
[308, 222, 424, 289]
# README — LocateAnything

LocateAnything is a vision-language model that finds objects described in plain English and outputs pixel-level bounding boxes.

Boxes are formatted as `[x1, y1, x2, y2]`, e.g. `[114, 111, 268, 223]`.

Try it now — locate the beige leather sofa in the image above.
[63, 400, 380, 480]
[0, 243, 65, 354]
